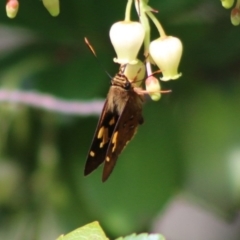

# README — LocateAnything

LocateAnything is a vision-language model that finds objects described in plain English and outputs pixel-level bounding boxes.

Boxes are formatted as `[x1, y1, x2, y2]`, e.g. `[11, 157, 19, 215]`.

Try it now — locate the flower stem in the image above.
[145, 61, 153, 77]
[125, 0, 133, 21]
[236, 0, 240, 8]
[146, 10, 166, 37]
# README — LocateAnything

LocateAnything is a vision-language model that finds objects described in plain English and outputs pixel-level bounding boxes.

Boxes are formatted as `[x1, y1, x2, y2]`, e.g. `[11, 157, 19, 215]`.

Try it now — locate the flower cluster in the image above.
[5, 0, 60, 19]
[221, 0, 240, 26]
[109, 0, 183, 101]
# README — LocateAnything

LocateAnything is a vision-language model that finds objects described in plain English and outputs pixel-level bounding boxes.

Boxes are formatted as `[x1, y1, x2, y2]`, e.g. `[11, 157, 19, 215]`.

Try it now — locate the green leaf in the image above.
[116, 233, 165, 240]
[56, 221, 108, 240]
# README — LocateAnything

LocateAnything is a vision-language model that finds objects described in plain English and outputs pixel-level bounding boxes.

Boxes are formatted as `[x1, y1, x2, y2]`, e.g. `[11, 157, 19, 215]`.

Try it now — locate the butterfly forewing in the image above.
[84, 100, 120, 176]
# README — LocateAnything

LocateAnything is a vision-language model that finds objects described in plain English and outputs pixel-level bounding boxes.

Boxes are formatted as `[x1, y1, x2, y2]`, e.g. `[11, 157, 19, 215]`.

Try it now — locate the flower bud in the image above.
[109, 21, 145, 64]
[123, 60, 145, 87]
[42, 0, 60, 17]
[231, 8, 240, 26]
[149, 36, 183, 81]
[145, 76, 161, 101]
[6, 0, 19, 19]
[221, 0, 234, 9]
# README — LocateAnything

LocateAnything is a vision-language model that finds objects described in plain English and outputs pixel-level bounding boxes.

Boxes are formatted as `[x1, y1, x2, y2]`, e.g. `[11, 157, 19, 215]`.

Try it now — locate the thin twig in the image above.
[0, 89, 104, 116]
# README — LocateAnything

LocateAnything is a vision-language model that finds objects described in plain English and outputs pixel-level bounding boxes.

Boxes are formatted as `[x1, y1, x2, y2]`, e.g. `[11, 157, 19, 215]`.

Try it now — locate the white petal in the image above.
[110, 21, 145, 64]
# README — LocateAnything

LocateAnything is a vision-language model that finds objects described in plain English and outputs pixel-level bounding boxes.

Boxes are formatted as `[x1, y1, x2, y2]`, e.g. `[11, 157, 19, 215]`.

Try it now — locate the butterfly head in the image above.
[112, 73, 131, 90]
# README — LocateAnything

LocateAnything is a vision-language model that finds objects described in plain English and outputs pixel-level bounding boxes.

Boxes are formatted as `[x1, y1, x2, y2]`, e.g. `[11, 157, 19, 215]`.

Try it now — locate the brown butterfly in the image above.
[84, 66, 144, 182]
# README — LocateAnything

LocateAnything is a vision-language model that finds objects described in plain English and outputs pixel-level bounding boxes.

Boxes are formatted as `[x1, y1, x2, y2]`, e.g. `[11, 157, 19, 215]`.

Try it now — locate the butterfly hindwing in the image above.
[102, 90, 144, 181]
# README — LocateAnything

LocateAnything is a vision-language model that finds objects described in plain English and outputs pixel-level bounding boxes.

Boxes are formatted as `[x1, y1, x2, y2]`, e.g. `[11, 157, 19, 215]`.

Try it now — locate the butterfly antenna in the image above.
[84, 37, 112, 80]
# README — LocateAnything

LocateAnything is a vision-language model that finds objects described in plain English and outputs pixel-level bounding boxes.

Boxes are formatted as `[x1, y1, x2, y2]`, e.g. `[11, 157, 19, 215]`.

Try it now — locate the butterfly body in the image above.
[84, 71, 144, 182]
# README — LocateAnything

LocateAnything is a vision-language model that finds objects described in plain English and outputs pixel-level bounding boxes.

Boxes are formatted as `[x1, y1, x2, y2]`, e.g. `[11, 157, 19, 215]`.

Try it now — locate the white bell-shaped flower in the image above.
[109, 21, 145, 64]
[221, 0, 234, 9]
[145, 76, 161, 101]
[149, 36, 183, 81]
[6, 0, 19, 19]
[43, 0, 60, 17]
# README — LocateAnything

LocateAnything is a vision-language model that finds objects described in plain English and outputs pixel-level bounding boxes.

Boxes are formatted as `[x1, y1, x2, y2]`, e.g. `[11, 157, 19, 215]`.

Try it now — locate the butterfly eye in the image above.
[124, 81, 131, 90]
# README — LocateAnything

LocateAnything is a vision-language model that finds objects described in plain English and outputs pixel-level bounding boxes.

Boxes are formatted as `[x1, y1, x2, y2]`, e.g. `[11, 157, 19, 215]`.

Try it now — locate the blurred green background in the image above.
[0, 0, 240, 239]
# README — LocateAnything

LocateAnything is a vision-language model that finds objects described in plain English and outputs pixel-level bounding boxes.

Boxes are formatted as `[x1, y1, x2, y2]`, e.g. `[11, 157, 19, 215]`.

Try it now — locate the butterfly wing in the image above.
[102, 91, 144, 181]
[84, 100, 120, 176]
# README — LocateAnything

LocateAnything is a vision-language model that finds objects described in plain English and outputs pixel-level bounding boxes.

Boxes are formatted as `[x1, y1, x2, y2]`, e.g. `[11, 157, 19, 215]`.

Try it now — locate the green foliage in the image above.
[57, 222, 165, 240]
[57, 222, 108, 240]
[116, 233, 165, 240]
